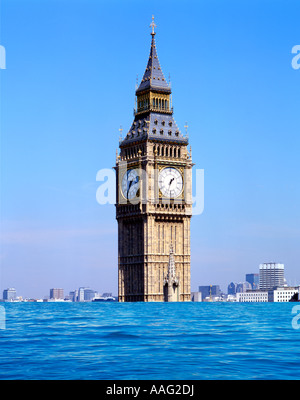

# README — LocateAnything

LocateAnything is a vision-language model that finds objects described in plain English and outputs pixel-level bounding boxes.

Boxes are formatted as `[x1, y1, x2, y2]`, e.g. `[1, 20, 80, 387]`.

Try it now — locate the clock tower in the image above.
[115, 18, 193, 302]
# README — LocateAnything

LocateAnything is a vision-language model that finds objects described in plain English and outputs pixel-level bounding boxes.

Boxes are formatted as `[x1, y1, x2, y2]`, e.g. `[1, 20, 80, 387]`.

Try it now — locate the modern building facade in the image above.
[246, 273, 259, 290]
[3, 288, 17, 301]
[228, 282, 237, 295]
[115, 18, 193, 302]
[50, 288, 64, 300]
[83, 289, 97, 301]
[69, 290, 78, 302]
[236, 282, 252, 293]
[198, 285, 221, 299]
[259, 263, 285, 291]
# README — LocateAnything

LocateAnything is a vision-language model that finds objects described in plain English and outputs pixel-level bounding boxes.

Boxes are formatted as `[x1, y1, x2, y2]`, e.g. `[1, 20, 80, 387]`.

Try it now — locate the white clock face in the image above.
[158, 167, 183, 198]
[121, 169, 140, 199]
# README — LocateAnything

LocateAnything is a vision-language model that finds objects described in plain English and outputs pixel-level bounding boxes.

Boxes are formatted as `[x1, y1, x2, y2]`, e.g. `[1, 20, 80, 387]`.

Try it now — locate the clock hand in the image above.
[127, 179, 133, 196]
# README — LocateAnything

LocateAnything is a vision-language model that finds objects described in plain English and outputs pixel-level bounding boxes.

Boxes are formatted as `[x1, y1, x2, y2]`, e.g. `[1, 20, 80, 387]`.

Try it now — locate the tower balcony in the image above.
[134, 104, 173, 116]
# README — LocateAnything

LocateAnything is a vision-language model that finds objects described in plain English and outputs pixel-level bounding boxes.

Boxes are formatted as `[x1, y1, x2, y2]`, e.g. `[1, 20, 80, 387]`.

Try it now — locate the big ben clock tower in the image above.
[115, 17, 193, 302]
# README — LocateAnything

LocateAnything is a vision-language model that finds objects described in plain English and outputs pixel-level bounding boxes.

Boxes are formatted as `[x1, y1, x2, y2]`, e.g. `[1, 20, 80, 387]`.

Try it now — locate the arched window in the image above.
[174, 148, 176, 157]
[170, 148, 172, 157]
[166, 147, 168, 157]
[161, 147, 164, 156]
[157, 146, 160, 156]
[178, 148, 181, 158]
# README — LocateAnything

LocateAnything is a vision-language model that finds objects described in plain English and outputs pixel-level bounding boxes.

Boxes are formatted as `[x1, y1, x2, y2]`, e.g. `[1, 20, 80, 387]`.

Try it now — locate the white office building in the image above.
[268, 287, 299, 302]
[259, 263, 285, 291]
[236, 291, 268, 302]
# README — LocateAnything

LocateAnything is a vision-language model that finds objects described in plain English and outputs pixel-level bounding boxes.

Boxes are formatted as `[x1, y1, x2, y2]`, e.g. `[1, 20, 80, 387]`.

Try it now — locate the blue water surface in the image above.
[0, 302, 299, 380]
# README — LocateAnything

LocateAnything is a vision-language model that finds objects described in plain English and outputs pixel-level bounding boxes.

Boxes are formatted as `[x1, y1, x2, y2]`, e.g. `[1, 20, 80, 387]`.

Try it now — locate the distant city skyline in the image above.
[1, 1, 300, 298]
[3, 261, 299, 302]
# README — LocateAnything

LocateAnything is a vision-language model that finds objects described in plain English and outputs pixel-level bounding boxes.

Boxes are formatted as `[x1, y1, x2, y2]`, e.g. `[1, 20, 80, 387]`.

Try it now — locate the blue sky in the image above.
[0, 0, 300, 298]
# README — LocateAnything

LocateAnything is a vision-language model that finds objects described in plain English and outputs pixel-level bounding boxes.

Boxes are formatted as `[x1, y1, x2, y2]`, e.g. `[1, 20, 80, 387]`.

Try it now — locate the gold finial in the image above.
[116, 149, 120, 163]
[184, 122, 188, 133]
[150, 15, 156, 35]
[184, 122, 189, 138]
[119, 125, 123, 143]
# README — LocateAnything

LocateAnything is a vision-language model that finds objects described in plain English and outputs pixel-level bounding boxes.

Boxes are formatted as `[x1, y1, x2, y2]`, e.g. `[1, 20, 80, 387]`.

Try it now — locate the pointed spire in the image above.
[164, 244, 179, 302]
[136, 17, 171, 95]
[167, 244, 176, 281]
[166, 244, 179, 285]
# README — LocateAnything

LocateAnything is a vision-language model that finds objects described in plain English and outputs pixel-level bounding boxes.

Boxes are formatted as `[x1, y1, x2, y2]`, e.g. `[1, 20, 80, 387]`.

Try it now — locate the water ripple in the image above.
[0, 302, 299, 379]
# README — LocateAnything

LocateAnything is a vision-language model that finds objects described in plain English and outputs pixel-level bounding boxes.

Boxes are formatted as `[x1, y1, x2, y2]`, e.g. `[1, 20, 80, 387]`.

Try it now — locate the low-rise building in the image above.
[236, 291, 268, 302]
[268, 286, 299, 302]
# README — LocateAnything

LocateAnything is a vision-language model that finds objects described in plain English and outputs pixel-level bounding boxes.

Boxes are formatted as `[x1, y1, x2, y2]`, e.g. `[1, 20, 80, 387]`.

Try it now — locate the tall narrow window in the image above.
[158, 225, 160, 253]
[175, 226, 177, 253]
